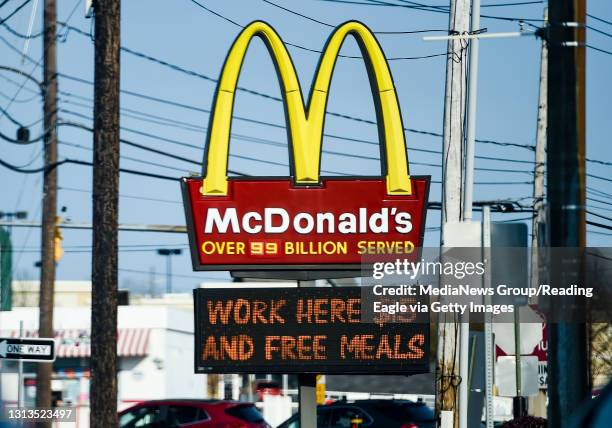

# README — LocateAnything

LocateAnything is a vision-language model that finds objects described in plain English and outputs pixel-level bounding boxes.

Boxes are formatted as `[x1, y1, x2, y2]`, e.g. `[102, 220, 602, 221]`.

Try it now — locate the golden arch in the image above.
[202, 20, 412, 196]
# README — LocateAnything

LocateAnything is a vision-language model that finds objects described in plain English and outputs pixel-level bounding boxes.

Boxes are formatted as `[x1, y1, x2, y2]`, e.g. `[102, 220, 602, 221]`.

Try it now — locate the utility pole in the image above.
[36, 0, 58, 413]
[546, 1, 589, 427]
[531, 9, 548, 291]
[90, 0, 121, 426]
[437, 1, 471, 427]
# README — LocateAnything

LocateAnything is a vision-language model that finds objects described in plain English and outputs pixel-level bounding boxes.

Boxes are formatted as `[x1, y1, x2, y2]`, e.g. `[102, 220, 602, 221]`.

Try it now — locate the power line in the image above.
[59, 185, 183, 205]
[587, 210, 612, 225]
[59, 115, 340, 176]
[587, 220, 612, 232]
[3, 30, 537, 152]
[58, 95, 535, 175]
[58, 140, 198, 175]
[67, 14, 449, 62]
[0, 0, 32, 25]
[587, 44, 612, 56]
[0, 155, 185, 181]
[587, 13, 612, 28]
[586, 24, 612, 39]
[55, 73, 541, 164]
[118, 267, 227, 281]
[260, 0, 448, 34]
[331, 0, 547, 23]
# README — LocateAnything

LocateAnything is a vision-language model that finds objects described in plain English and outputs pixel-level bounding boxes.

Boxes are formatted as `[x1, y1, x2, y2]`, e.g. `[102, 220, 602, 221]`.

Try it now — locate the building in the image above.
[0, 281, 206, 427]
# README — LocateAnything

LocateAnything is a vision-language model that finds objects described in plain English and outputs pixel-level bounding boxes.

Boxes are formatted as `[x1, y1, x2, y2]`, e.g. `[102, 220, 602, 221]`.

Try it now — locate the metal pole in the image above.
[248, 374, 255, 402]
[166, 254, 172, 294]
[298, 374, 317, 428]
[462, 0, 480, 222]
[90, 0, 121, 425]
[437, 1, 471, 427]
[514, 309, 522, 397]
[297, 280, 317, 428]
[18, 320, 24, 408]
[482, 206, 494, 428]
[513, 308, 527, 418]
[37, 0, 58, 413]
[458, 9, 479, 428]
[547, 0, 589, 426]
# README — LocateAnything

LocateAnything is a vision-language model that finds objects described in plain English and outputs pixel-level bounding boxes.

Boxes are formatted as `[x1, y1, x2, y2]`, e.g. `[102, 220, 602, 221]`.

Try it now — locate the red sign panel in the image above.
[182, 177, 430, 271]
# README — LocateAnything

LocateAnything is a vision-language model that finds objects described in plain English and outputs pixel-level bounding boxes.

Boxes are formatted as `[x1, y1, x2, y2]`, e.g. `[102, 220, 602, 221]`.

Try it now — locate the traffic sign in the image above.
[0, 337, 55, 362]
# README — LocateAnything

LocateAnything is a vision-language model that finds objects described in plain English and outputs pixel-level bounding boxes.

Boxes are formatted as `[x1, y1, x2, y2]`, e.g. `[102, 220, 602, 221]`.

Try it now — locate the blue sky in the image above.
[1, 0, 611, 293]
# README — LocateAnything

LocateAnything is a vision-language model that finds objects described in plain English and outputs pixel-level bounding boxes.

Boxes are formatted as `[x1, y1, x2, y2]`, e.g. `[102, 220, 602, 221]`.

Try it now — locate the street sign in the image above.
[193, 287, 429, 374]
[182, 21, 430, 274]
[0, 337, 55, 362]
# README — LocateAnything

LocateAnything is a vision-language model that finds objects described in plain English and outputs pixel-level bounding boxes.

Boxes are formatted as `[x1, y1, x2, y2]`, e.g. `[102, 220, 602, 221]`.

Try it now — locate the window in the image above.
[119, 406, 161, 428]
[165, 405, 208, 427]
[329, 407, 372, 428]
[225, 404, 265, 423]
[284, 409, 332, 428]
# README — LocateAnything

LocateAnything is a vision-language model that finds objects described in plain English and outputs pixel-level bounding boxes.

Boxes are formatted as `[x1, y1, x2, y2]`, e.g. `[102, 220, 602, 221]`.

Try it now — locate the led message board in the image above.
[194, 287, 429, 374]
[182, 20, 430, 272]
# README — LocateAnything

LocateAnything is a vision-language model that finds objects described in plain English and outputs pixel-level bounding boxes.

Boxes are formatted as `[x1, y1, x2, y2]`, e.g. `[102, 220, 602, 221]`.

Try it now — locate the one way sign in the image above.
[0, 338, 55, 362]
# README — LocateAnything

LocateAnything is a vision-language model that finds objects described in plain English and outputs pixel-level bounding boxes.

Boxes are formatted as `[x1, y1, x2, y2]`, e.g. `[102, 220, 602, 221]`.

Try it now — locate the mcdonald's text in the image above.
[183, 177, 429, 270]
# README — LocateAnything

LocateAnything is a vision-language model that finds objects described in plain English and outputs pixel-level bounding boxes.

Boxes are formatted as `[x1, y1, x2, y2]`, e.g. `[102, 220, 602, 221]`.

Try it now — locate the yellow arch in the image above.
[202, 20, 412, 196]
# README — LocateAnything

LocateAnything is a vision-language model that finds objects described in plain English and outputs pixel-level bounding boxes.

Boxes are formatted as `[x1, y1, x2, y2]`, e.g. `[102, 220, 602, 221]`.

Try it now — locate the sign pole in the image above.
[513, 308, 526, 417]
[298, 373, 317, 428]
[18, 320, 24, 408]
[482, 206, 494, 428]
[298, 280, 317, 428]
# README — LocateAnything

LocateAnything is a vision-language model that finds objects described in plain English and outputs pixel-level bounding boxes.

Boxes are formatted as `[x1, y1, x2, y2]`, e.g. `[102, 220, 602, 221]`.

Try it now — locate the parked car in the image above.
[253, 380, 283, 401]
[118, 399, 270, 428]
[277, 399, 436, 428]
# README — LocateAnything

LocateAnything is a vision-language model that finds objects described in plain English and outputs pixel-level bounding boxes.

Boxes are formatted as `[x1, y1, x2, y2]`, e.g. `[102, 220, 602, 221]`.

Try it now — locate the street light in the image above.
[156, 248, 182, 294]
[0, 211, 28, 236]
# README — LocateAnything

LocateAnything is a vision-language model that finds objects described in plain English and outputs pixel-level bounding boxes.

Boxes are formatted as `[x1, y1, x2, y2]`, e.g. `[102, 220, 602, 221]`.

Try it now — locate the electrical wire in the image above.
[3, 31, 537, 152]
[587, 210, 612, 225]
[59, 186, 183, 205]
[0, 155, 188, 181]
[587, 44, 612, 56]
[0, 0, 32, 25]
[367, 0, 546, 23]
[586, 24, 612, 39]
[260, 0, 448, 34]
[183, 2, 450, 60]
[58, 95, 535, 175]
[587, 220, 612, 232]
[588, 13, 612, 28]
[55, 69, 537, 155]
[58, 140, 198, 175]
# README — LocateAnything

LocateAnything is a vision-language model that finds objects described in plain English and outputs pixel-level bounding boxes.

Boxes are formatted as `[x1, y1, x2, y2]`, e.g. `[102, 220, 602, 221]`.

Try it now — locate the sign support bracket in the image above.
[298, 280, 317, 428]
[18, 320, 24, 408]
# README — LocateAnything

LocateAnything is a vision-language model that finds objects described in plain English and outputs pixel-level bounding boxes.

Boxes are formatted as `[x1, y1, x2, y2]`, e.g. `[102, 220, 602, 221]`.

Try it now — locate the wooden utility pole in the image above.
[90, 1, 121, 426]
[36, 0, 58, 413]
[437, 0, 471, 427]
[546, 0, 589, 427]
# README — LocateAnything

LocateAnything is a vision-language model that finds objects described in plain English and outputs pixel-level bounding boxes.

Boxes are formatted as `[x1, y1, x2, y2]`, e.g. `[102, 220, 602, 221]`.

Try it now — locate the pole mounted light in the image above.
[156, 248, 182, 294]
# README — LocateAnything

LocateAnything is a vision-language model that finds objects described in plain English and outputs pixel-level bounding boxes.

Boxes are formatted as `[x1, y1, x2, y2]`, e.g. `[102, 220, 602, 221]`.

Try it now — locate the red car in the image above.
[118, 399, 270, 428]
[253, 380, 282, 402]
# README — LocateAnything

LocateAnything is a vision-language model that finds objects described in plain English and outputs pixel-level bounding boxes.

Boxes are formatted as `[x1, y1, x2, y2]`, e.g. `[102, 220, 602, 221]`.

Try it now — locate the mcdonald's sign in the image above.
[182, 21, 430, 273]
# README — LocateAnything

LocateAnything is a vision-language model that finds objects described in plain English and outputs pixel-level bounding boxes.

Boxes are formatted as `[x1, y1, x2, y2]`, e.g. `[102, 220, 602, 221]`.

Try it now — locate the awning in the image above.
[8, 328, 150, 358]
